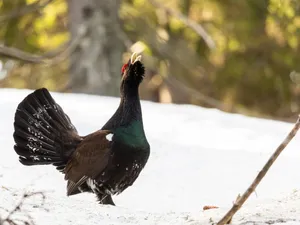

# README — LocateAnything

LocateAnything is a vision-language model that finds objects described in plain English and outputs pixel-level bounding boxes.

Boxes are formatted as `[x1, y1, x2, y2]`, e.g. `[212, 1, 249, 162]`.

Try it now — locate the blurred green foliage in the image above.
[0, 0, 300, 121]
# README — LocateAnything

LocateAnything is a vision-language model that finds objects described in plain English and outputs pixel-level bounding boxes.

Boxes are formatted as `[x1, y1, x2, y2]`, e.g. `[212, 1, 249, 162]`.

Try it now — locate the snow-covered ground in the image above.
[0, 88, 299, 225]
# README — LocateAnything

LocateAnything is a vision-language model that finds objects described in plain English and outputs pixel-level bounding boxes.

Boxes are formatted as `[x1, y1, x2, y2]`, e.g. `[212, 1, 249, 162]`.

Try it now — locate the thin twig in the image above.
[0, 24, 87, 64]
[0, 191, 47, 225]
[217, 116, 300, 225]
[0, 0, 54, 23]
[148, 0, 215, 49]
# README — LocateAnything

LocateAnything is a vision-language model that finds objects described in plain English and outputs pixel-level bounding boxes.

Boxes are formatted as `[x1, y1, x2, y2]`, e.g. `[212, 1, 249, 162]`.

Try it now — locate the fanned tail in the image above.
[13, 88, 82, 172]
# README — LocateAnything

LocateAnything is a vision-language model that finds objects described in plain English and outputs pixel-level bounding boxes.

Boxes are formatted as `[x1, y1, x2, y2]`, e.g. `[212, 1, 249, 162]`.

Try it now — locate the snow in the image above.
[0, 88, 300, 225]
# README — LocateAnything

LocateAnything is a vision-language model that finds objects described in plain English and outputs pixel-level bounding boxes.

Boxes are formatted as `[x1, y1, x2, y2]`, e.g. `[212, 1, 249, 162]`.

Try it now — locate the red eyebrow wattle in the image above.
[121, 63, 128, 74]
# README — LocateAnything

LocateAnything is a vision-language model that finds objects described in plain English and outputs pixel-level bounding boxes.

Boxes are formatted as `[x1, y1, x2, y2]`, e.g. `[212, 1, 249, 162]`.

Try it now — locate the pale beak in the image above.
[130, 52, 142, 64]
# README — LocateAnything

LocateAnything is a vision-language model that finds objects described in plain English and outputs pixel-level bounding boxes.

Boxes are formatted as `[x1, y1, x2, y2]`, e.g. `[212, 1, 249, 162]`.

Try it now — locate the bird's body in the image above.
[13, 53, 150, 205]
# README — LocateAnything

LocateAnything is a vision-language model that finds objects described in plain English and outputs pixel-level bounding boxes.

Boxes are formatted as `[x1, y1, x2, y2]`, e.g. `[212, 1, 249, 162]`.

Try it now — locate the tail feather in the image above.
[14, 114, 56, 149]
[35, 89, 76, 131]
[13, 88, 82, 171]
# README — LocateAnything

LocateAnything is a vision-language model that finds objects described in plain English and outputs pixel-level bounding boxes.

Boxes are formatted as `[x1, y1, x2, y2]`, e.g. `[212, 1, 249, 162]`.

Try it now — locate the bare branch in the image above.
[217, 116, 300, 225]
[48, 25, 87, 65]
[164, 75, 240, 113]
[0, 44, 50, 64]
[0, 0, 54, 23]
[0, 25, 87, 64]
[0, 191, 47, 225]
[148, 0, 216, 49]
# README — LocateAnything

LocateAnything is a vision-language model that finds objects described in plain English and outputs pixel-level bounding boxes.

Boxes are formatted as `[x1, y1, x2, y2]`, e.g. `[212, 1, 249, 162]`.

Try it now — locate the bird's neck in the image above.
[118, 92, 143, 126]
[102, 86, 143, 130]
[102, 85, 149, 149]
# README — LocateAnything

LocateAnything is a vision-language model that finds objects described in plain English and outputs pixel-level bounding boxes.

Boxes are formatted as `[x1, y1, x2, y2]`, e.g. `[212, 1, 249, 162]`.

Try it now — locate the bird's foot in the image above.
[96, 193, 115, 206]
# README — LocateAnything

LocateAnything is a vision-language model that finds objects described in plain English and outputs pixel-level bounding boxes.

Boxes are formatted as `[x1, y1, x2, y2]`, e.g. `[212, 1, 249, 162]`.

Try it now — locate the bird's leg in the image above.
[96, 192, 115, 206]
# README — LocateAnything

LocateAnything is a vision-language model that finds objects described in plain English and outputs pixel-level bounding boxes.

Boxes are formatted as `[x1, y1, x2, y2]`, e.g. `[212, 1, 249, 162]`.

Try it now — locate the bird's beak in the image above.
[130, 52, 142, 65]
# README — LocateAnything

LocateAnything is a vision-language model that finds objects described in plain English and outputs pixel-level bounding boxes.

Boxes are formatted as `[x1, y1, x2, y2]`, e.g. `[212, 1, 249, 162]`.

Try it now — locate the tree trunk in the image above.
[67, 0, 124, 96]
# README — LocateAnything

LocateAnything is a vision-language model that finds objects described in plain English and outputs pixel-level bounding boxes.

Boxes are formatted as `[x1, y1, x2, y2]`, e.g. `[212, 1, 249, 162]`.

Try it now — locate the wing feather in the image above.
[64, 130, 113, 196]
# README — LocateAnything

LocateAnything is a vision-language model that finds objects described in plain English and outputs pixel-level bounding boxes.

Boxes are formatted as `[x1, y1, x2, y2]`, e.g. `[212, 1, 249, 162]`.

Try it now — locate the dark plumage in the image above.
[13, 52, 150, 206]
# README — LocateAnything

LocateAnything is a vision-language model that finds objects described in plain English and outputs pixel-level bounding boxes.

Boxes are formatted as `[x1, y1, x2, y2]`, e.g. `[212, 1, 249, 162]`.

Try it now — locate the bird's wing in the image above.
[64, 130, 113, 196]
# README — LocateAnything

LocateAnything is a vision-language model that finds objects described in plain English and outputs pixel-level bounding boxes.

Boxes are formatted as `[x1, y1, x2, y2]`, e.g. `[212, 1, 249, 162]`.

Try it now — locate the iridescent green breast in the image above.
[113, 120, 149, 149]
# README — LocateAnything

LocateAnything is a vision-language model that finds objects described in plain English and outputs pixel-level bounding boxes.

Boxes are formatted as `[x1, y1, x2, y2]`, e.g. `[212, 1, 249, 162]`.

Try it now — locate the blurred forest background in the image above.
[0, 0, 300, 122]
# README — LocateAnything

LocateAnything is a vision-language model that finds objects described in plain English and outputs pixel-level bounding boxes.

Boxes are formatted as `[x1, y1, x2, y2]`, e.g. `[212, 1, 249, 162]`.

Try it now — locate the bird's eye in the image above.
[121, 63, 128, 75]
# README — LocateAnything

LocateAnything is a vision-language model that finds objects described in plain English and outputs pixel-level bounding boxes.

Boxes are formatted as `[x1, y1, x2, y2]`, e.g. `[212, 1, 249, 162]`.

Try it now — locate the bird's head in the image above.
[120, 52, 145, 89]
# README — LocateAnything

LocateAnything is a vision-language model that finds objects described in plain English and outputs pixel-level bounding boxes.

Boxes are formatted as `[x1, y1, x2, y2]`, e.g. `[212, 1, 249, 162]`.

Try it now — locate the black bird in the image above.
[13, 52, 150, 206]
